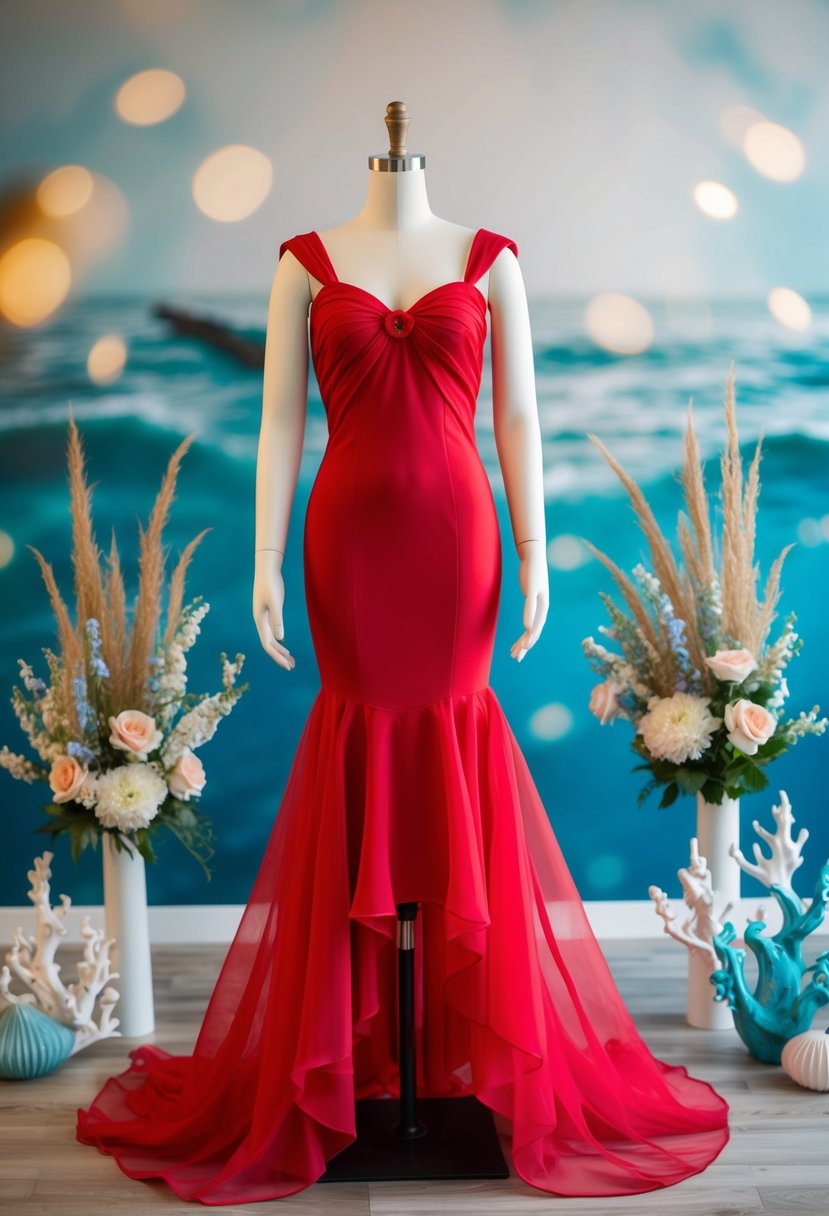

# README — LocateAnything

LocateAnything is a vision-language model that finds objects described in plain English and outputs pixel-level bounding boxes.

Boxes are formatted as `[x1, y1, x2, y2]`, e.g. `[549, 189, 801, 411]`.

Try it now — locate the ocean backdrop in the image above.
[1, 291, 828, 908]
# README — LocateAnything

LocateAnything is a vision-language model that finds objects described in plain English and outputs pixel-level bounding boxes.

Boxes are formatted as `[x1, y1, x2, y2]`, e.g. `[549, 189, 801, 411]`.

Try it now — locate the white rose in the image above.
[49, 754, 88, 803]
[704, 648, 758, 684]
[724, 698, 776, 756]
[168, 748, 207, 801]
[108, 710, 163, 760]
[588, 679, 625, 725]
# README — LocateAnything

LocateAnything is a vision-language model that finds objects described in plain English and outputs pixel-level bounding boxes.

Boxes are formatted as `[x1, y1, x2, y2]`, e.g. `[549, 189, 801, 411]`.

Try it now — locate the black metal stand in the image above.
[320, 901, 509, 1183]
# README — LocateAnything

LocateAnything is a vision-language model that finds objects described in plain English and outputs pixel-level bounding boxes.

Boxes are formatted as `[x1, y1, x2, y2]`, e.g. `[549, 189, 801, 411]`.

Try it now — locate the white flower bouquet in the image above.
[581, 365, 826, 809]
[0, 416, 248, 878]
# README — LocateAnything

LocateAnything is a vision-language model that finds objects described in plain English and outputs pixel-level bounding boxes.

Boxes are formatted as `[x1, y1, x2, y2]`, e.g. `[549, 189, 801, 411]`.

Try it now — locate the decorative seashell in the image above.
[781, 1027, 829, 1092]
[0, 1002, 76, 1080]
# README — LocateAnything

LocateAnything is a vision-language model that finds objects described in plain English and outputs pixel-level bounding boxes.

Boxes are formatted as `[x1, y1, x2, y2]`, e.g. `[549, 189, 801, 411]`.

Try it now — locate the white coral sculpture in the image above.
[729, 789, 808, 894]
[0, 851, 120, 1054]
[649, 838, 738, 964]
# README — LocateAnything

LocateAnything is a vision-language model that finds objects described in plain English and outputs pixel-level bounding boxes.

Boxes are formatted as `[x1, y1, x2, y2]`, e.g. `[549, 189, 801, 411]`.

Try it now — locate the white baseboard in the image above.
[2, 896, 819, 946]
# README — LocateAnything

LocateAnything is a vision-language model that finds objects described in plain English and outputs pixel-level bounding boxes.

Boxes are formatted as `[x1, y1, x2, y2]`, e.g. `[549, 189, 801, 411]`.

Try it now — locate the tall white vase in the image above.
[102, 832, 155, 1037]
[696, 791, 741, 909]
[687, 791, 740, 1030]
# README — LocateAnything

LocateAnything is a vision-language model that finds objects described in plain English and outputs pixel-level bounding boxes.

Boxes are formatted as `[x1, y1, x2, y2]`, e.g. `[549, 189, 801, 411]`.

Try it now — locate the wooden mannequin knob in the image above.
[385, 102, 410, 157]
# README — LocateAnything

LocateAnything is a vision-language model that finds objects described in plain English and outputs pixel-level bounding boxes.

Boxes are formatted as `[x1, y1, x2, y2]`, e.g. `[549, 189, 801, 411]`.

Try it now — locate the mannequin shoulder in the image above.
[270, 238, 313, 309]
[487, 240, 526, 311]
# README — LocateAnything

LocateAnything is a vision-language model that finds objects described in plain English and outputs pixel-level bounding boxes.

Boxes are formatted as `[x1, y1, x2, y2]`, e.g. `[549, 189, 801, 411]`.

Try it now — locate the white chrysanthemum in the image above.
[93, 763, 167, 832]
[637, 691, 721, 765]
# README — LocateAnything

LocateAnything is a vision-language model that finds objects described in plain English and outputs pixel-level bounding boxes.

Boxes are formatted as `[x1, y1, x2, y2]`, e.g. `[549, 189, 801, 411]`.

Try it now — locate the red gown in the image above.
[75, 228, 729, 1203]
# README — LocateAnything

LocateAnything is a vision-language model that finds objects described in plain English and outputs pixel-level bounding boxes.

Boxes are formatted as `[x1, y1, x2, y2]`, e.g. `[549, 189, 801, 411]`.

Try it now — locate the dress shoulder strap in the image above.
[278, 231, 339, 286]
[463, 228, 519, 285]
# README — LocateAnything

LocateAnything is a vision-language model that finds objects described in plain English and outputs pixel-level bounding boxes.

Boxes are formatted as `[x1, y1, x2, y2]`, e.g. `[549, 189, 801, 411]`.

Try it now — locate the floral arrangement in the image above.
[0, 415, 248, 878]
[581, 364, 826, 809]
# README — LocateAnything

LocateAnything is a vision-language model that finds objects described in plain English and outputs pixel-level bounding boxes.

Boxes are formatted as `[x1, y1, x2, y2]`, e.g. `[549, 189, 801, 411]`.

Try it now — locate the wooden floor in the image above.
[2, 938, 827, 1215]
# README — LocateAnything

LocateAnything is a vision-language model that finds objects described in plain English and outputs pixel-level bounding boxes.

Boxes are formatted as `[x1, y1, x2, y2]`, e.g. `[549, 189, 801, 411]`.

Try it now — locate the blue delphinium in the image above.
[84, 617, 109, 679]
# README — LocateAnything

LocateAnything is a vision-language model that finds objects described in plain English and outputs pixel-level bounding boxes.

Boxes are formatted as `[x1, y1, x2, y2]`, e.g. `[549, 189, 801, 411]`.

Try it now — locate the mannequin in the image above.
[75, 103, 730, 1204]
[253, 101, 549, 672]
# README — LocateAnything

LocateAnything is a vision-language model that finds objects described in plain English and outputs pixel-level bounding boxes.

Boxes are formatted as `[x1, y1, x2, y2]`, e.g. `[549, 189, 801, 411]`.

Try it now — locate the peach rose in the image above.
[108, 709, 162, 760]
[49, 754, 88, 804]
[724, 698, 776, 756]
[168, 748, 206, 801]
[588, 679, 625, 725]
[704, 648, 758, 684]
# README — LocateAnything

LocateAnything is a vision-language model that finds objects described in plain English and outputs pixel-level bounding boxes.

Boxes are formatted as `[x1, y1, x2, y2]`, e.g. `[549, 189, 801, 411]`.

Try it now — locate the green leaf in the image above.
[755, 735, 789, 761]
[738, 763, 769, 793]
[636, 777, 660, 808]
[133, 828, 157, 865]
[675, 768, 707, 794]
[659, 782, 680, 808]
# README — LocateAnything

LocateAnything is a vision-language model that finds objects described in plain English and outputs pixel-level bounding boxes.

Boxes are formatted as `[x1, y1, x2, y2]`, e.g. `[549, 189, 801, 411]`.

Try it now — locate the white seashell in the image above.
[781, 1028, 829, 1092]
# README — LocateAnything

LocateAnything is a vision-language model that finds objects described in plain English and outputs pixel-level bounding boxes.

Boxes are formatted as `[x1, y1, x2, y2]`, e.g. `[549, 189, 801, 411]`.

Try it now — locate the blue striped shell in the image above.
[0, 1002, 76, 1080]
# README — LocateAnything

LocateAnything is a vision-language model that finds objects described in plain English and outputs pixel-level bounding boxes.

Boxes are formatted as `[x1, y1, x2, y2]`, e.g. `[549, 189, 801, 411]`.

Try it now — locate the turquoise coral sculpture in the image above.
[709, 790, 829, 1063]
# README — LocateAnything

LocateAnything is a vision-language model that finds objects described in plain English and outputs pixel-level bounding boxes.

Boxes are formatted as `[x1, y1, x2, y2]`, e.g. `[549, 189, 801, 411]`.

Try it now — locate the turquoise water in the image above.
[1, 293, 827, 908]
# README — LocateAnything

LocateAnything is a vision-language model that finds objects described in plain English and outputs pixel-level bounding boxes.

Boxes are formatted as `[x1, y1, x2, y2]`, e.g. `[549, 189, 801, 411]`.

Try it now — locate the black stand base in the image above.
[318, 900, 509, 1185]
[319, 1095, 509, 1182]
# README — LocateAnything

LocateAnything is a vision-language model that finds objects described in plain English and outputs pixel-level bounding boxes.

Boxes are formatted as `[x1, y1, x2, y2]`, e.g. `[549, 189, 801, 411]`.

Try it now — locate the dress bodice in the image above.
[278, 228, 519, 439]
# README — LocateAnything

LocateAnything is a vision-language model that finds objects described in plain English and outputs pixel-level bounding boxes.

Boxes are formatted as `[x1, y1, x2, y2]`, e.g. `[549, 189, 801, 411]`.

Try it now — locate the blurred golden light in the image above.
[584, 293, 654, 355]
[0, 238, 72, 327]
[115, 68, 186, 126]
[797, 517, 823, 546]
[192, 144, 273, 222]
[37, 165, 95, 217]
[768, 286, 811, 330]
[693, 180, 738, 219]
[547, 534, 591, 570]
[743, 120, 805, 182]
[528, 702, 573, 742]
[88, 334, 128, 384]
[60, 172, 129, 267]
[0, 530, 14, 568]
[719, 104, 765, 147]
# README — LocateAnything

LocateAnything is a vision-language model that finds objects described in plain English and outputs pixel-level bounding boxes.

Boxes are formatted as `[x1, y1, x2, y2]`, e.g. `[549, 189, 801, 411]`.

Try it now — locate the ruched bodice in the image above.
[277, 228, 518, 709]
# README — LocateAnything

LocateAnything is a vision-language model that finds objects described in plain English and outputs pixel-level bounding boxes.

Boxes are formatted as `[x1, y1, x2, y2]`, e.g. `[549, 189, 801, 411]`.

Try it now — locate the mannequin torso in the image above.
[254, 163, 549, 675]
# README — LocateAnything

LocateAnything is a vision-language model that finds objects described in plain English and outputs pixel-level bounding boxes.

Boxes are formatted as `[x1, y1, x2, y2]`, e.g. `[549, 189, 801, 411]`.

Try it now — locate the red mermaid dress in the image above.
[75, 228, 729, 1203]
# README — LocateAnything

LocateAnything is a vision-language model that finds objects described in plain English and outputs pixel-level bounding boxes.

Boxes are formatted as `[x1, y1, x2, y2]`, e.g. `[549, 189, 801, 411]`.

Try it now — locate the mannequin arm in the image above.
[488, 248, 549, 661]
[253, 250, 312, 670]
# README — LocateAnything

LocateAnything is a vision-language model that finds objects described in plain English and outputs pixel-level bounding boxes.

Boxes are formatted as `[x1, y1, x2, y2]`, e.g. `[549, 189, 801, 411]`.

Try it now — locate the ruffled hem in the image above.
[76, 684, 729, 1204]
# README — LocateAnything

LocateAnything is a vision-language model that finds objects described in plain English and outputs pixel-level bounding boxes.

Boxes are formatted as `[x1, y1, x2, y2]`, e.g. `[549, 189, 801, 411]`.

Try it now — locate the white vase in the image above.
[695, 791, 741, 909]
[102, 832, 155, 1037]
[686, 791, 740, 1030]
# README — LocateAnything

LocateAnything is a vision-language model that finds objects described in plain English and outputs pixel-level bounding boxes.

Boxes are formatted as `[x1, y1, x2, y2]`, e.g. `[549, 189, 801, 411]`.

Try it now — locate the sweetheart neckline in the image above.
[310, 278, 488, 318]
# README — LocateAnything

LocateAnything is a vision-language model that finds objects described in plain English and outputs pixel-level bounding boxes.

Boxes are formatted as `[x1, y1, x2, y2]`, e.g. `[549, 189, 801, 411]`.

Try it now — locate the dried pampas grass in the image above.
[585, 363, 791, 692]
[28, 410, 208, 721]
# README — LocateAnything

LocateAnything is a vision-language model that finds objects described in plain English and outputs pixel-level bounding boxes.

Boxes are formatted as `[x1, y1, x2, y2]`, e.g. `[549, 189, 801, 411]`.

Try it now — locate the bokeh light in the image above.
[528, 702, 573, 742]
[87, 334, 128, 384]
[192, 144, 273, 222]
[584, 293, 654, 355]
[798, 517, 823, 546]
[719, 104, 766, 148]
[586, 853, 627, 891]
[0, 530, 14, 569]
[37, 165, 95, 217]
[768, 286, 811, 330]
[0, 238, 72, 327]
[115, 68, 186, 125]
[547, 533, 591, 570]
[693, 180, 738, 219]
[743, 120, 805, 182]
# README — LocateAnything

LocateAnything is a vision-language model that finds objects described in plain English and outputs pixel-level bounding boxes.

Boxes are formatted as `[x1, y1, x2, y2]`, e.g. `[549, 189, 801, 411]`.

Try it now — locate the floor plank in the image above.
[1, 937, 827, 1214]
